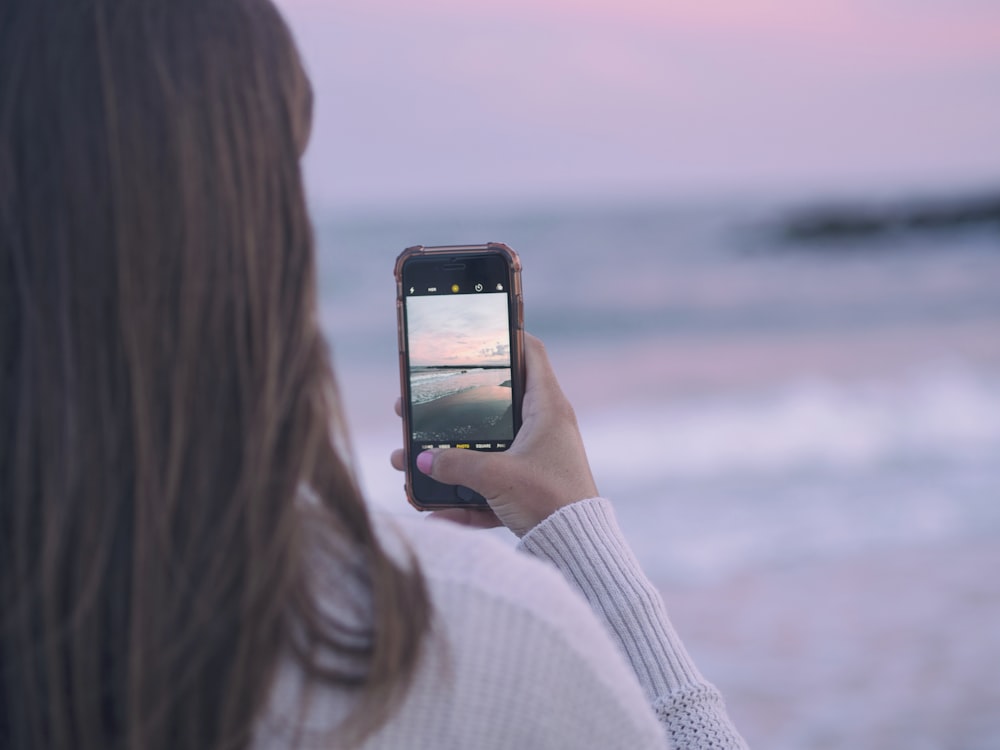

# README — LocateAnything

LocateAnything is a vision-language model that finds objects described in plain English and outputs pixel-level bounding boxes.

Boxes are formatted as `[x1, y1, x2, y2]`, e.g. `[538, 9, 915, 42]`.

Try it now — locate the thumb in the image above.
[417, 448, 508, 500]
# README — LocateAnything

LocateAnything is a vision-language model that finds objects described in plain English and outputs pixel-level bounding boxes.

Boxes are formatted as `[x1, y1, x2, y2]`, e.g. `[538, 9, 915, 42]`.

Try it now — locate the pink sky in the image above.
[406, 294, 511, 367]
[276, 0, 1000, 211]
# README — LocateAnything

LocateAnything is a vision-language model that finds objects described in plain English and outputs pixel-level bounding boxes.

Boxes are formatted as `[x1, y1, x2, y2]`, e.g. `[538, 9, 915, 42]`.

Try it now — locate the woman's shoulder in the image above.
[372, 511, 571, 612]
[372, 510, 613, 651]
[257, 508, 663, 748]
[364, 510, 662, 747]
[372, 509, 632, 653]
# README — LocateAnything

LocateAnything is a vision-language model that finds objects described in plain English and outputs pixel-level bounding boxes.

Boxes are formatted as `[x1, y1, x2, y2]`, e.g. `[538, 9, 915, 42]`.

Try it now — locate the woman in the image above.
[0, 1, 747, 748]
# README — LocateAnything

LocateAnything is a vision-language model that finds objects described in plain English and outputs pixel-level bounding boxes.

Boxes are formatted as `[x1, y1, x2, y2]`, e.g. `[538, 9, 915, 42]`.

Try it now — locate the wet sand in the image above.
[660, 537, 1000, 749]
[412, 385, 513, 441]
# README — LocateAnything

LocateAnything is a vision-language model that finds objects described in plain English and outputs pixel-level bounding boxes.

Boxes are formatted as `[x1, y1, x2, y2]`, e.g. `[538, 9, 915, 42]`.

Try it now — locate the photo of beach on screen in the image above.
[406, 292, 513, 442]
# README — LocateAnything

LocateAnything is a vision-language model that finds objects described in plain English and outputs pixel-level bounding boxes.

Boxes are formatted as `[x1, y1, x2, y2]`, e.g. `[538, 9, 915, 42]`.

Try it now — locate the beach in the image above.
[411, 383, 514, 442]
[663, 536, 1000, 749]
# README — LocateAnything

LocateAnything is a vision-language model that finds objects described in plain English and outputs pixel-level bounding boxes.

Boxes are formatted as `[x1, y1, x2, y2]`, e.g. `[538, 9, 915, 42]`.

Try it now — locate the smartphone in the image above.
[395, 243, 525, 510]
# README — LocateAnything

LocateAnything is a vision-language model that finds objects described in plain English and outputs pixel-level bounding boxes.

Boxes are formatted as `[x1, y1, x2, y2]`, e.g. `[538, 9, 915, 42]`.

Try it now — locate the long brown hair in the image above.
[0, 1, 429, 748]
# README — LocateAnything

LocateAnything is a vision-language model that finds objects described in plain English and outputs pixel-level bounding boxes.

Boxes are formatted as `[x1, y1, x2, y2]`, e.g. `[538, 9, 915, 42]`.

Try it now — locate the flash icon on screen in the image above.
[496, 283, 504, 291]
[451, 284, 460, 293]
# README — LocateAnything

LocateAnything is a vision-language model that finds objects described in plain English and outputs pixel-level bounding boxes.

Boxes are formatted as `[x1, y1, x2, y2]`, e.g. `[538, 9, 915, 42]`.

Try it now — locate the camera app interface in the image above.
[405, 290, 513, 450]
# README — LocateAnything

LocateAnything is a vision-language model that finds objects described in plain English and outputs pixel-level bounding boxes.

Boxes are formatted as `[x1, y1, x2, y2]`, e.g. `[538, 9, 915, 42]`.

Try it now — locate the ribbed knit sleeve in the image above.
[518, 497, 749, 750]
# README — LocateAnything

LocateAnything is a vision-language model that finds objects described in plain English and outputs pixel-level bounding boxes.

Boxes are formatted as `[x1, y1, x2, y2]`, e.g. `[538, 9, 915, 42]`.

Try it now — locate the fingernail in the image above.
[416, 451, 434, 475]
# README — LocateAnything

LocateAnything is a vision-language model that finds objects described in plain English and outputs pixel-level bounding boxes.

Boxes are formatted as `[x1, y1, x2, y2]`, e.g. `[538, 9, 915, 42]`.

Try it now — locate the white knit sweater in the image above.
[254, 498, 748, 749]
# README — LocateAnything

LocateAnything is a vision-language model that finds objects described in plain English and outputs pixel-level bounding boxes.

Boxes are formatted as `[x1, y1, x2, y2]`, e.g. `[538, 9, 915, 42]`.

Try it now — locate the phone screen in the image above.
[397, 246, 523, 508]
[405, 290, 515, 446]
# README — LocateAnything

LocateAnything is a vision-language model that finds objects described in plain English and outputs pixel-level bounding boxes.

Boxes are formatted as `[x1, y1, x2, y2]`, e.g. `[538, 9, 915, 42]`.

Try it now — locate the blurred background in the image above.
[276, 1, 1000, 747]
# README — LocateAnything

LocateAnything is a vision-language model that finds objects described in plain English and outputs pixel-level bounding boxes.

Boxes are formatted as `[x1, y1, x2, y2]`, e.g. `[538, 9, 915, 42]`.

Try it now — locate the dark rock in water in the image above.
[778, 191, 1000, 245]
[902, 197, 1000, 231]
[783, 211, 892, 241]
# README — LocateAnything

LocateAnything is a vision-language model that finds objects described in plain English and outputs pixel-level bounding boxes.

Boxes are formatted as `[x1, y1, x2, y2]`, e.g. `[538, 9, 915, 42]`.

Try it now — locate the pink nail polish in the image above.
[416, 451, 433, 475]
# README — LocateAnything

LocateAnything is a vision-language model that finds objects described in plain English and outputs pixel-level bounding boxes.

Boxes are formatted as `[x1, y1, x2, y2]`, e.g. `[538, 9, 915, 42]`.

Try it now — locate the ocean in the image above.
[315, 192, 1000, 583]
[314, 192, 1000, 747]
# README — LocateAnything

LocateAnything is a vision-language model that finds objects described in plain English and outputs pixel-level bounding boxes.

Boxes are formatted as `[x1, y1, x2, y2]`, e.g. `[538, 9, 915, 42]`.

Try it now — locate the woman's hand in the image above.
[390, 334, 599, 537]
